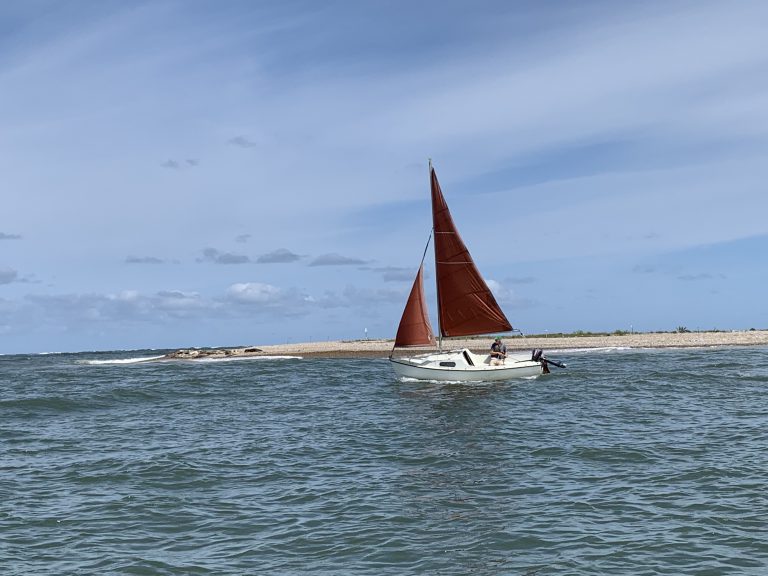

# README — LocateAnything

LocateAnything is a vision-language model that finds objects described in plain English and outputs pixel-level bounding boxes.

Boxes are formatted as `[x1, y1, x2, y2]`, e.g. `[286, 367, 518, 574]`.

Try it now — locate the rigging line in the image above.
[419, 230, 433, 269]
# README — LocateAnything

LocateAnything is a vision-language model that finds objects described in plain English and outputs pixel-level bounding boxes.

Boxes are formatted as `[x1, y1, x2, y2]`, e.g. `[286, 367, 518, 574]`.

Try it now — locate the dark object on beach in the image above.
[244, 347, 262, 353]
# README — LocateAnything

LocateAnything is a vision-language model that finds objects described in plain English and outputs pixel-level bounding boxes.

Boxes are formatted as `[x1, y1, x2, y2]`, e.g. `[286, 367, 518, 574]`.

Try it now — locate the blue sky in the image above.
[1, 0, 767, 353]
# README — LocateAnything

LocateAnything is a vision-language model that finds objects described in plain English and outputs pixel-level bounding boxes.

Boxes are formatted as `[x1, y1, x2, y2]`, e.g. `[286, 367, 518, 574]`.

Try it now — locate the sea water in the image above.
[2, 346, 768, 575]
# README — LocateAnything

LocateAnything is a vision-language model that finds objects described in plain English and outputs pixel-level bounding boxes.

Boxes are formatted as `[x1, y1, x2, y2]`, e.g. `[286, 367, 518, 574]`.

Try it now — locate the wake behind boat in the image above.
[389, 162, 564, 382]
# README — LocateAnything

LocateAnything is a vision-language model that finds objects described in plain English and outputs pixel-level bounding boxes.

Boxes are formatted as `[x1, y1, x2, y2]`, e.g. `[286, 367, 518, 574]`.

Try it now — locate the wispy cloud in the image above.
[309, 253, 369, 267]
[228, 135, 259, 149]
[360, 266, 420, 282]
[0, 268, 19, 284]
[197, 248, 250, 265]
[505, 276, 537, 285]
[256, 248, 302, 264]
[0, 232, 22, 240]
[313, 285, 405, 309]
[126, 256, 166, 264]
[340, 285, 404, 306]
[235, 234, 252, 244]
[161, 159, 198, 170]
[486, 278, 539, 310]
[677, 272, 727, 281]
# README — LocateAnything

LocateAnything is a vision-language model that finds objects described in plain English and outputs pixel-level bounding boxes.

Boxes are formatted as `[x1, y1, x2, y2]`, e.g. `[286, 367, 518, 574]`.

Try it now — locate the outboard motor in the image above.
[532, 348, 566, 373]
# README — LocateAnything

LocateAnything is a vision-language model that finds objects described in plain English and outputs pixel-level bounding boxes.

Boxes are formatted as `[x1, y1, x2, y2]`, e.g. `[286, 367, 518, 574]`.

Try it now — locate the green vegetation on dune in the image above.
[519, 327, 765, 338]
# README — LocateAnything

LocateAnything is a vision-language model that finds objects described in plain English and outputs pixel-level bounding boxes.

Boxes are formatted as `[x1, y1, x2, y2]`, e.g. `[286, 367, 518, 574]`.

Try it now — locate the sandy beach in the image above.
[164, 330, 768, 359]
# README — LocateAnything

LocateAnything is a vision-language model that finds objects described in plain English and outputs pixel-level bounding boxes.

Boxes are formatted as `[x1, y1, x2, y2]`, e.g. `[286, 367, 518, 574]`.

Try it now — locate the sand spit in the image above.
[164, 330, 768, 360]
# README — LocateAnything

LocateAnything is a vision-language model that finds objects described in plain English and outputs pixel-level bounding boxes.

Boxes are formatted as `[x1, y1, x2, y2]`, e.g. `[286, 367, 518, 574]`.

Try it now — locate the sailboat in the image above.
[389, 162, 562, 382]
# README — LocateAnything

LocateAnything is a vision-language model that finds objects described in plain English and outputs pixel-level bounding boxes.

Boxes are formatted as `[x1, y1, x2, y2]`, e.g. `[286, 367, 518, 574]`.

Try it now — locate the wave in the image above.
[79, 355, 167, 365]
[79, 354, 303, 365]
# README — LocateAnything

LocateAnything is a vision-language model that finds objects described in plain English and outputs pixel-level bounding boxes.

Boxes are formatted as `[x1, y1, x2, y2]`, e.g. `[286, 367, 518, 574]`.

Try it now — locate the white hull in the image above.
[390, 348, 543, 382]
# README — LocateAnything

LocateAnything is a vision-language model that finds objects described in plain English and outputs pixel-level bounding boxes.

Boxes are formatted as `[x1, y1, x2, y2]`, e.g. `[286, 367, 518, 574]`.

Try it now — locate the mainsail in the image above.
[394, 264, 435, 347]
[430, 167, 512, 337]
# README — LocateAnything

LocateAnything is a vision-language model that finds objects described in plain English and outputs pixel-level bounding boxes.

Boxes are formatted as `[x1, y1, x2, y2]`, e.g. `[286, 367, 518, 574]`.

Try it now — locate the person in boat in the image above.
[490, 337, 507, 365]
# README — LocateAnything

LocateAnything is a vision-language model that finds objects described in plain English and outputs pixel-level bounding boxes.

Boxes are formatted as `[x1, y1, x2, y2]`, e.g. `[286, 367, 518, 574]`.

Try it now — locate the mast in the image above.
[429, 159, 443, 351]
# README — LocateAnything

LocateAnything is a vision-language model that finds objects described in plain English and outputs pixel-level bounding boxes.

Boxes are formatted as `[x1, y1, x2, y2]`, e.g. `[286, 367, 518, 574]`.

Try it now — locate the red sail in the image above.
[394, 264, 436, 347]
[431, 167, 512, 337]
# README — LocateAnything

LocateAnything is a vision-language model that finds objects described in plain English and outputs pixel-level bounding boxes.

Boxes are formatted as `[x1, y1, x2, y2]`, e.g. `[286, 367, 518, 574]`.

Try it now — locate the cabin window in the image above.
[439, 361, 456, 367]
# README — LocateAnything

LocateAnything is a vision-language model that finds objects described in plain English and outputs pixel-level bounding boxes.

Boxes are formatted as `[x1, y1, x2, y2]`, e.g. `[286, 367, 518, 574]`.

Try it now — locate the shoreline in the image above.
[163, 330, 768, 360]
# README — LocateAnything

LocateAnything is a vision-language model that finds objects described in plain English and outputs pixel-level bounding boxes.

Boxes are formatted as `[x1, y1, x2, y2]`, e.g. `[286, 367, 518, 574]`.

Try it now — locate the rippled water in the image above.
[2, 346, 768, 575]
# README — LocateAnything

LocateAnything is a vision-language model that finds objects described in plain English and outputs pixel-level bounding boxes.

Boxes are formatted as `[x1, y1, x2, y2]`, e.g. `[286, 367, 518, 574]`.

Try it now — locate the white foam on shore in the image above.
[80, 354, 302, 365]
[548, 346, 633, 354]
[80, 355, 167, 365]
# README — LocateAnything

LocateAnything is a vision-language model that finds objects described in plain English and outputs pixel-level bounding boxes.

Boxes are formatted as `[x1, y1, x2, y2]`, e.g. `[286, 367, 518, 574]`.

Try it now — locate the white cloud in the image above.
[154, 290, 211, 311]
[485, 278, 538, 311]
[486, 279, 513, 302]
[24, 289, 217, 323]
[112, 290, 140, 302]
[227, 282, 283, 304]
